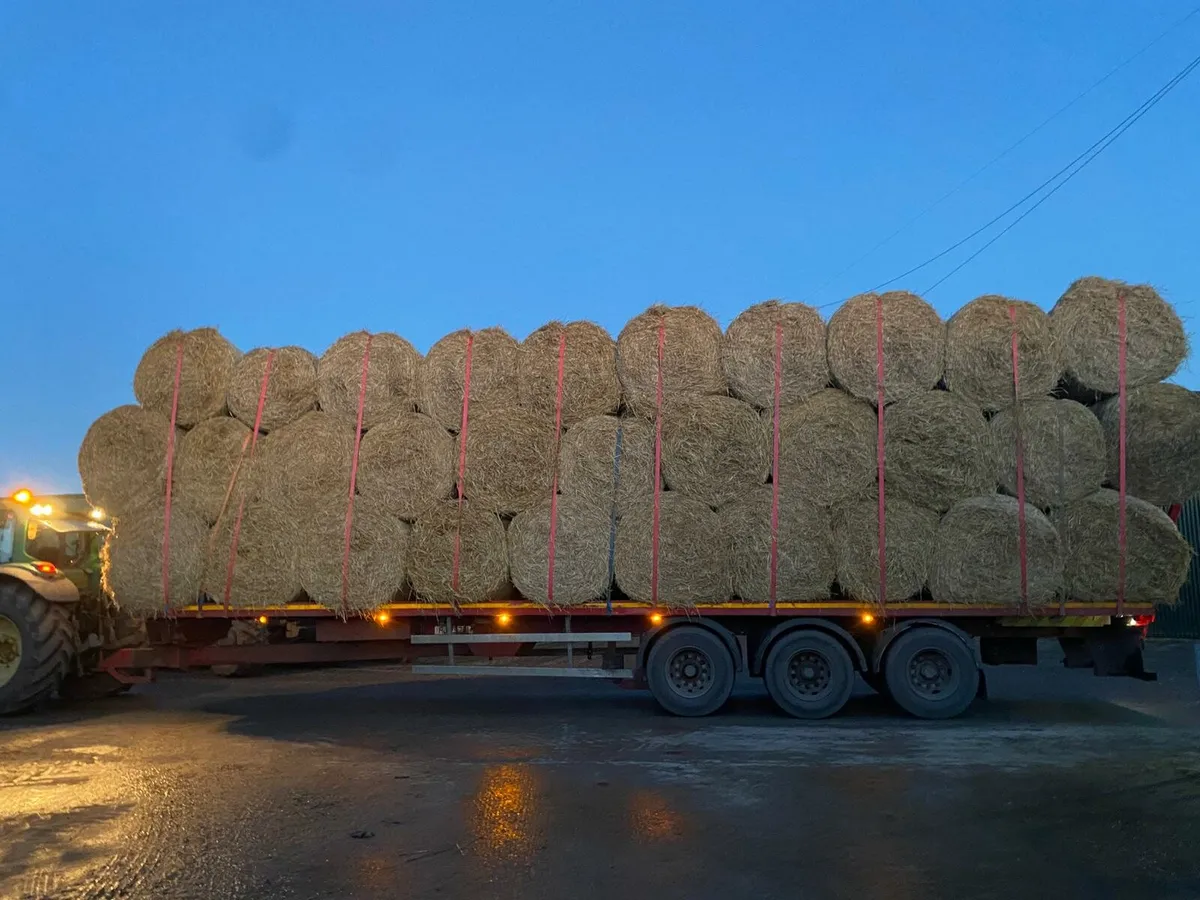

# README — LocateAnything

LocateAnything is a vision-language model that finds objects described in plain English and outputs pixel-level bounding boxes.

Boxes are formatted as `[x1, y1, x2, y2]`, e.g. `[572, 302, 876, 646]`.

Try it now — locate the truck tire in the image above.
[883, 628, 979, 720]
[646, 625, 735, 717]
[764, 629, 855, 719]
[0, 580, 74, 715]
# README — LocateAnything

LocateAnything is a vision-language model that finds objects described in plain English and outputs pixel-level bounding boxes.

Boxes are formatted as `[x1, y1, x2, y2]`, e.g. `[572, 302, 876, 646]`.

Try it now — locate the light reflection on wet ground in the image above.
[1, 644, 1199, 899]
[628, 789, 685, 842]
[472, 763, 540, 865]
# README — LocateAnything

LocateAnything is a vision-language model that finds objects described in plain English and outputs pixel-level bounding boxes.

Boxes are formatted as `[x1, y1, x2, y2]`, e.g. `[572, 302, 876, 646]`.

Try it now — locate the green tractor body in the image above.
[0, 491, 136, 714]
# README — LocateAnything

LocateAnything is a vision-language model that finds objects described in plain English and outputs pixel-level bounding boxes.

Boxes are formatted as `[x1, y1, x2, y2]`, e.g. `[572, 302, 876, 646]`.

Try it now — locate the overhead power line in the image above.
[920, 51, 1200, 294]
[862, 47, 1200, 295]
[809, 4, 1200, 299]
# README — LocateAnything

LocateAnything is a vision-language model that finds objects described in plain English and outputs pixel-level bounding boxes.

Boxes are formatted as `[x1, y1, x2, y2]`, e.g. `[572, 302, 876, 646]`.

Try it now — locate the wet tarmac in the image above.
[3, 642, 1200, 900]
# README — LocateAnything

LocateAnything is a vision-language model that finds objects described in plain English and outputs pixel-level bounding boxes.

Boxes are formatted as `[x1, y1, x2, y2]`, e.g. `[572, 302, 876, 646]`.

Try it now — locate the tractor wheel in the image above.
[0, 580, 75, 715]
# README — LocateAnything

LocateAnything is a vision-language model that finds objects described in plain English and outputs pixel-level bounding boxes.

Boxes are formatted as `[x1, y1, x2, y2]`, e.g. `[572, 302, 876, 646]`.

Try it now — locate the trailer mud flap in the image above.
[1059, 631, 1156, 681]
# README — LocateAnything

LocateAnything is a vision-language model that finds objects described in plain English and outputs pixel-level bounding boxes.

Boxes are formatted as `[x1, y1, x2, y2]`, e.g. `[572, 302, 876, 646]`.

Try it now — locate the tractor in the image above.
[0, 489, 142, 714]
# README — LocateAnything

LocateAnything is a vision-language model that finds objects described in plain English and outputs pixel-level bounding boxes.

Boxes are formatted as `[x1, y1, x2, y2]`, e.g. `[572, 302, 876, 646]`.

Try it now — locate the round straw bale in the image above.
[558, 415, 658, 516]
[1095, 383, 1200, 506]
[459, 407, 556, 515]
[660, 396, 769, 508]
[1051, 276, 1188, 393]
[408, 500, 509, 605]
[297, 495, 411, 613]
[227, 346, 318, 433]
[1052, 490, 1192, 605]
[989, 398, 1104, 509]
[357, 412, 455, 520]
[79, 405, 175, 517]
[883, 390, 996, 512]
[723, 300, 829, 408]
[616, 305, 725, 416]
[174, 416, 253, 524]
[827, 291, 945, 404]
[101, 500, 208, 615]
[318, 331, 420, 429]
[776, 389, 877, 507]
[722, 486, 834, 602]
[832, 498, 939, 604]
[254, 411, 356, 518]
[615, 493, 728, 606]
[204, 498, 301, 608]
[508, 496, 612, 606]
[931, 495, 1063, 606]
[518, 321, 620, 427]
[944, 296, 1060, 410]
[420, 327, 520, 431]
[133, 328, 241, 427]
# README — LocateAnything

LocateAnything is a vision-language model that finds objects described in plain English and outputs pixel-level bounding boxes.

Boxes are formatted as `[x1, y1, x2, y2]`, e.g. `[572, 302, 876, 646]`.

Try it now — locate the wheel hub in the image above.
[787, 650, 832, 698]
[908, 649, 957, 700]
[667, 648, 713, 698]
[0, 614, 22, 689]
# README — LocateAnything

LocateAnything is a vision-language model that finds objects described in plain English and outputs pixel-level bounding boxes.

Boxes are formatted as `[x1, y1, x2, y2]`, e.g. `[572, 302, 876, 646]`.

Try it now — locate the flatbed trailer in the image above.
[97, 598, 1160, 720]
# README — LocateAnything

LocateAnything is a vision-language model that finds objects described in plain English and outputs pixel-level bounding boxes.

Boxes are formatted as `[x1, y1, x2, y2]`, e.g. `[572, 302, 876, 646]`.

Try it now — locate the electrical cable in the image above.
[920, 52, 1200, 294]
[809, 5, 1200, 298]
[861, 47, 1200, 294]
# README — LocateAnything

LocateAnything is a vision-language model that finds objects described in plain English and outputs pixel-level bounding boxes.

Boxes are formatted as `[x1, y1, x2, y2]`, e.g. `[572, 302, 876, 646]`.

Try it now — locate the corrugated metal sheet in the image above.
[1151, 494, 1200, 639]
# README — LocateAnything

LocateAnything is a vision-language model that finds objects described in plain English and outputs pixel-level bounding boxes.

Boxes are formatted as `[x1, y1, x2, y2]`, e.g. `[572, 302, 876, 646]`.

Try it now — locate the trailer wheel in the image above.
[883, 628, 979, 719]
[646, 626, 735, 717]
[0, 580, 74, 715]
[764, 630, 855, 719]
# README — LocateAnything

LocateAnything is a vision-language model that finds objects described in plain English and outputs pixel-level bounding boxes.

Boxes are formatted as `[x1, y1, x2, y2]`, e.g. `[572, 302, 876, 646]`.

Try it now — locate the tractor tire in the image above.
[0, 579, 75, 715]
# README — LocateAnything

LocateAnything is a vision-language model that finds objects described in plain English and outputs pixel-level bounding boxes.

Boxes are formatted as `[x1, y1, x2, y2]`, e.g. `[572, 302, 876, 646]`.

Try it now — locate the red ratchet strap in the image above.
[651, 320, 666, 607]
[204, 430, 252, 619]
[768, 320, 783, 614]
[1008, 305, 1029, 610]
[224, 349, 275, 612]
[341, 333, 373, 618]
[546, 332, 567, 606]
[1117, 292, 1128, 615]
[452, 334, 474, 596]
[874, 295, 887, 608]
[161, 339, 185, 614]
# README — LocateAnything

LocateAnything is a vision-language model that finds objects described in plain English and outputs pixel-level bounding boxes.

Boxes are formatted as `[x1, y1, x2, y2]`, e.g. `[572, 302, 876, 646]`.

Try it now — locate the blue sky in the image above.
[2, 1, 1197, 492]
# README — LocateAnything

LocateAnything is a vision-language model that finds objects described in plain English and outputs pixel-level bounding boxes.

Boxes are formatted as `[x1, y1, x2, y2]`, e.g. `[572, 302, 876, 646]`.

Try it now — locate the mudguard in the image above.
[0, 564, 81, 604]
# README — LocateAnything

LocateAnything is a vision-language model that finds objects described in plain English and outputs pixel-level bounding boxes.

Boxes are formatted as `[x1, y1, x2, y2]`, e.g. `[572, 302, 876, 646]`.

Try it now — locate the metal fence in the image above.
[1151, 494, 1200, 639]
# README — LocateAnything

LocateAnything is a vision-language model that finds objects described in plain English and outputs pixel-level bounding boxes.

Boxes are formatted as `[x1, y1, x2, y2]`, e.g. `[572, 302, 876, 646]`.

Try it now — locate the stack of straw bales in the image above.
[87, 274, 1195, 617]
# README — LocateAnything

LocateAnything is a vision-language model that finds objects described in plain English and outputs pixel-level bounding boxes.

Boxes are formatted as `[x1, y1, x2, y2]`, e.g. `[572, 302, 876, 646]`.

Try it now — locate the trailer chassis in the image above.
[96, 602, 1157, 720]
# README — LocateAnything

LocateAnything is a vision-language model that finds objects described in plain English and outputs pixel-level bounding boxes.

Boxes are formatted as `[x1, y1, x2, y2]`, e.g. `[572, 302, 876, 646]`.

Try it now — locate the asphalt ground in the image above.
[3, 641, 1200, 900]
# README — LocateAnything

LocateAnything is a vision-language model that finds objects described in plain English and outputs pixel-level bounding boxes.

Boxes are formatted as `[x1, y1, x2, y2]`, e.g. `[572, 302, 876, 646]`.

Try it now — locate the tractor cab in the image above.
[1, 488, 141, 715]
[0, 489, 110, 600]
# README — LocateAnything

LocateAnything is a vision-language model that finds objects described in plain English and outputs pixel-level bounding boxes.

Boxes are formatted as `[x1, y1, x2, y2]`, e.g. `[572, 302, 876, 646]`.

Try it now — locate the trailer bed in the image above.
[167, 599, 1156, 618]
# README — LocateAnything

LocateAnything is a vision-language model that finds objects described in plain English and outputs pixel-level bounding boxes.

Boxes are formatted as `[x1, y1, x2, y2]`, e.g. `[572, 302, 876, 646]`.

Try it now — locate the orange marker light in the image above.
[650, 613, 664, 626]
[375, 612, 391, 625]
[12, 489, 32, 504]
[496, 612, 512, 626]
[860, 612, 876, 625]
[257, 615, 269, 625]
